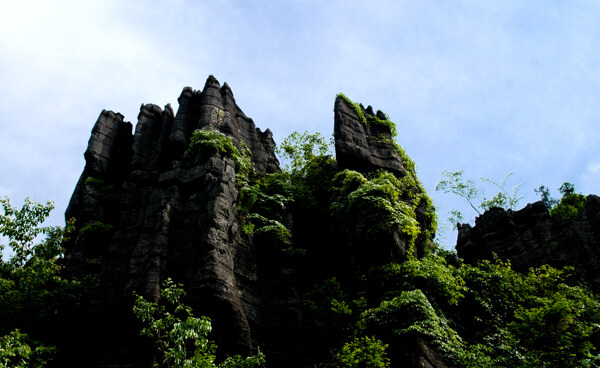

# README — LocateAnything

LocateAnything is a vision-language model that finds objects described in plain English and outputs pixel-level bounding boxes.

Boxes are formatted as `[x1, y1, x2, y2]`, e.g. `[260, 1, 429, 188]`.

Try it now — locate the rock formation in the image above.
[62, 76, 287, 366]
[334, 95, 436, 260]
[457, 196, 600, 288]
[334, 95, 407, 177]
[60, 76, 438, 367]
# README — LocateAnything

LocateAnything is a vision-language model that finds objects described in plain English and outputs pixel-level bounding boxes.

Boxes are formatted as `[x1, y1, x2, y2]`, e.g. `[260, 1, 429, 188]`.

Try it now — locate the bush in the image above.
[133, 278, 265, 368]
[357, 290, 464, 360]
[337, 336, 390, 368]
[187, 129, 253, 185]
[0, 329, 56, 368]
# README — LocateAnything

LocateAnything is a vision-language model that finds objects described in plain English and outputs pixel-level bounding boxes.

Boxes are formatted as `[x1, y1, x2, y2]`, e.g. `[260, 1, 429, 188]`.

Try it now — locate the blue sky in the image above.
[1, 0, 599, 247]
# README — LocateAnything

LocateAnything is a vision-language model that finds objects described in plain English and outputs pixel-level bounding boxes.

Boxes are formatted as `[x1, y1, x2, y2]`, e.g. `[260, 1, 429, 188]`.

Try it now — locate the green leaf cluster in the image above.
[83, 177, 116, 200]
[0, 329, 56, 368]
[436, 170, 524, 231]
[331, 170, 429, 252]
[133, 278, 265, 368]
[549, 192, 586, 219]
[78, 221, 114, 238]
[357, 289, 464, 359]
[379, 253, 466, 308]
[0, 197, 82, 367]
[275, 131, 332, 175]
[337, 336, 390, 368]
[303, 277, 366, 332]
[454, 259, 600, 367]
[336, 93, 398, 138]
[187, 128, 253, 185]
[305, 249, 600, 367]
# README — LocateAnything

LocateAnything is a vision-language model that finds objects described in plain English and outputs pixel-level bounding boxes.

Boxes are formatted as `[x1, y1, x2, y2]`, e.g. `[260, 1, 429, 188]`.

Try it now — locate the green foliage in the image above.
[549, 182, 586, 219]
[246, 214, 291, 245]
[303, 277, 366, 332]
[436, 170, 523, 229]
[133, 278, 216, 367]
[509, 285, 599, 367]
[357, 289, 464, 359]
[380, 253, 466, 309]
[133, 278, 265, 368]
[342, 251, 600, 367]
[480, 173, 524, 211]
[0, 329, 57, 368]
[217, 353, 266, 368]
[559, 182, 576, 195]
[0, 197, 56, 267]
[239, 175, 293, 220]
[534, 184, 559, 210]
[78, 221, 114, 238]
[550, 192, 586, 219]
[0, 197, 80, 367]
[331, 170, 423, 251]
[436, 170, 481, 216]
[275, 130, 332, 175]
[534, 182, 586, 218]
[337, 93, 398, 137]
[84, 176, 117, 201]
[187, 128, 253, 185]
[84, 176, 113, 191]
[337, 336, 390, 368]
[455, 259, 600, 367]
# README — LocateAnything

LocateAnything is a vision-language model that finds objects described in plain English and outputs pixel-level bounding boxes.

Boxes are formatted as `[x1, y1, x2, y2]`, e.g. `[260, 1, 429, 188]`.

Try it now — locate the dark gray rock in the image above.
[62, 80, 440, 368]
[62, 76, 285, 367]
[457, 196, 600, 288]
[334, 96, 406, 177]
[333, 95, 436, 260]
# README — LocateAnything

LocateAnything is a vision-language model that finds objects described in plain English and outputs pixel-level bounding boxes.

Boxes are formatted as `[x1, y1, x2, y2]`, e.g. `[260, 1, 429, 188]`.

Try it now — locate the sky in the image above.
[1, 0, 599, 248]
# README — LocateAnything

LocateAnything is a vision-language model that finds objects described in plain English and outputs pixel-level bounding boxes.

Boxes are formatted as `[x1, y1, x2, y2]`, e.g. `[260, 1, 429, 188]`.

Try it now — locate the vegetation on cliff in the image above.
[1, 90, 600, 368]
[133, 279, 265, 368]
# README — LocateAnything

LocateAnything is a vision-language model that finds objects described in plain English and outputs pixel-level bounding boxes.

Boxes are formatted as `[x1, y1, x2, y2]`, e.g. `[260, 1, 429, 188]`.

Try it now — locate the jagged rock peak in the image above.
[169, 75, 279, 174]
[333, 93, 437, 258]
[334, 94, 407, 177]
[457, 195, 600, 288]
[63, 76, 288, 367]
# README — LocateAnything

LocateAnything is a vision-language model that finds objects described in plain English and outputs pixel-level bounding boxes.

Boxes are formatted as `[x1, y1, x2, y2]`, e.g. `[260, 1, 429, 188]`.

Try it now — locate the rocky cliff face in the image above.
[334, 95, 407, 177]
[334, 95, 436, 260]
[61, 77, 438, 367]
[63, 76, 286, 366]
[457, 196, 600, 288]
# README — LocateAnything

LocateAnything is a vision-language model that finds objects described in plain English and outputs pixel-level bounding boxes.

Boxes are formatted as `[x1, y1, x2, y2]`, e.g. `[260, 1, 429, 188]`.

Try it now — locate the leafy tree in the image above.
[133, 278, 265, 368]
[331, 170, 421, 250]
[0, 329, 56, 368]
[534, 185, 559, 210]
[549, 182, 586, 219]
[0, 197, 79, 367]
[436, 170, 523, 228]
[356, 289, 464, 361]
[275, 131, 332, 175]
[379, 253, 466, 310]
[559, 182, 575, 195]
[535, 182, 583, 214]
[435, 170, 484, 216]
[480, 173, 523, 211]
[455, 259, 600, 367]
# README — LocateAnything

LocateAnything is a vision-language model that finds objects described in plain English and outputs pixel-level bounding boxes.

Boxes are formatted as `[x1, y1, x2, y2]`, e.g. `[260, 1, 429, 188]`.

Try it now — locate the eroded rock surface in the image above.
[62, 76, 285, 367]
[61, 78, 440, 368]
[334, 96, 406, 177]
[457, 196, 600, 288]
